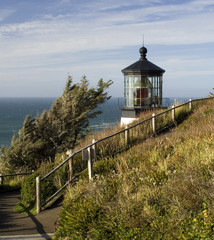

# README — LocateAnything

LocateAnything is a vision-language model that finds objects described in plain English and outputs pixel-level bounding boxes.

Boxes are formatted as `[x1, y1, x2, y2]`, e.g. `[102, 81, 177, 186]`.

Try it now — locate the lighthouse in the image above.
[121, 46, 165, 126]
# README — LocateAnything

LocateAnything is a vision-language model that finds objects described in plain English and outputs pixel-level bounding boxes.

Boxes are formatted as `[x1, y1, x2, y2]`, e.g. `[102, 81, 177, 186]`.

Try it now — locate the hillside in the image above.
[54, 99, 214, 240]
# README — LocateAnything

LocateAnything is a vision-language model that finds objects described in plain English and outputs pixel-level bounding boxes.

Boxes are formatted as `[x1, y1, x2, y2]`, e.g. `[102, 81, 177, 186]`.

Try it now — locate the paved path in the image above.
[0, 191, 62, 239]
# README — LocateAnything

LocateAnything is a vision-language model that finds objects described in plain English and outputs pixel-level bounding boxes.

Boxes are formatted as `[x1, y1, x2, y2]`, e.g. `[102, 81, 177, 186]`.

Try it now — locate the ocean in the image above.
[0, 97, 121, 149]
[0, 97, 189, 149]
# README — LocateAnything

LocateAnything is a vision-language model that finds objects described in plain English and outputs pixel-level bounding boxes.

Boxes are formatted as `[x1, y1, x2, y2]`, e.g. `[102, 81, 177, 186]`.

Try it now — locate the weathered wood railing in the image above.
[36, 97, 214, 213]
[0, 171, 34, 186]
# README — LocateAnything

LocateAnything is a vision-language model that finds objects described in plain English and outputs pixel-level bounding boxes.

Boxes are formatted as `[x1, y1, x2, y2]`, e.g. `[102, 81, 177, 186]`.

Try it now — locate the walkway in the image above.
[0, 190, 62, 240]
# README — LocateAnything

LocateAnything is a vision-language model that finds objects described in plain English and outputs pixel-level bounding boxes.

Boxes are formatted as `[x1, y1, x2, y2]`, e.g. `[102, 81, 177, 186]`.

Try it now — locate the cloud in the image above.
[0, 8, 16, 22]
[1, 0, 213, 52]
[0, 0, 213, 97]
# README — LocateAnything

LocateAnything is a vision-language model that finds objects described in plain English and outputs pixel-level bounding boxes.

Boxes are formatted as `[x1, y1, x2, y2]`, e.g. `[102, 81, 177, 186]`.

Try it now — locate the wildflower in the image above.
[203, 209, 208, 218]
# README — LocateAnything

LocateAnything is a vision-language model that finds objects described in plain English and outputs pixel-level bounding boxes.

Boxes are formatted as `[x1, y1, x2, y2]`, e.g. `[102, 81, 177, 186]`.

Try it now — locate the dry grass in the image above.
[71, 103, 191, 165]
[54, 98, 214, 240]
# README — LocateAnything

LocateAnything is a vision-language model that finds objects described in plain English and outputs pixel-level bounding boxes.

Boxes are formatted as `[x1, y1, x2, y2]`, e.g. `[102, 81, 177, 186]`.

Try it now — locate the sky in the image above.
[0, 0, 214, 98]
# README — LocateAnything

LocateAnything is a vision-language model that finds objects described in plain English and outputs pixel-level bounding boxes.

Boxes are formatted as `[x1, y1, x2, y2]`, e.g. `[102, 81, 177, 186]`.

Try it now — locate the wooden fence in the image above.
[0, 171, 33, 186]
[36, 97, 214, 214]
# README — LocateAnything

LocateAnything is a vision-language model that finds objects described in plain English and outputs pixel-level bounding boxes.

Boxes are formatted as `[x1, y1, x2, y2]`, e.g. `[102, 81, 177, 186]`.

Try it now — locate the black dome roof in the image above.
[122, 47, 165, 76]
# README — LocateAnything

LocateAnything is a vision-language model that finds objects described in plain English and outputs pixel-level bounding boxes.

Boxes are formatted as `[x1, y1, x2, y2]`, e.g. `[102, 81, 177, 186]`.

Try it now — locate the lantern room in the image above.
[121, 46, 165, 125]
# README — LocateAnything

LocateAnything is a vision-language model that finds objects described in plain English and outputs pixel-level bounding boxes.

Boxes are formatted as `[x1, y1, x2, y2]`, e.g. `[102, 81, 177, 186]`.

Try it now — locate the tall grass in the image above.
[54, 98, 214, 239]
[0, 175, 25, 192]
[22, 99, 208, 209]
[37, 100, 197, 207]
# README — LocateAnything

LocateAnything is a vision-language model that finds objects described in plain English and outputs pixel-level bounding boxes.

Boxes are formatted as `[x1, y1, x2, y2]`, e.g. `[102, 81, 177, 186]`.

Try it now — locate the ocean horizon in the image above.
[0, 97, 190, 149]
[0, 97, 122, 149]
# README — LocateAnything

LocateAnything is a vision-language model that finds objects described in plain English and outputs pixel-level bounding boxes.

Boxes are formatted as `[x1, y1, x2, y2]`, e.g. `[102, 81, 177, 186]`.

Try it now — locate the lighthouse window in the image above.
[154, 77, 157, 88]
[134, 76, 141, 87]
[129, 88, 132, 97]
[124, 75, 135, 107]
[124, 75, 161, 108]
[142, 77, 152, 88]
[128, 76, 133, 87]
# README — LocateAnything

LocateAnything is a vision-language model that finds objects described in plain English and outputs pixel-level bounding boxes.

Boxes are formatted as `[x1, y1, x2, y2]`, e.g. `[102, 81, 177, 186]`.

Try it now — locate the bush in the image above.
[20, 163, 57, 207]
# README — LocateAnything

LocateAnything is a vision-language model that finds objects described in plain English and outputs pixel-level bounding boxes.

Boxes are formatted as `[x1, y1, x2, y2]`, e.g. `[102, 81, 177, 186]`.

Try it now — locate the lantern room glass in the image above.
[124, 75, 162, 108]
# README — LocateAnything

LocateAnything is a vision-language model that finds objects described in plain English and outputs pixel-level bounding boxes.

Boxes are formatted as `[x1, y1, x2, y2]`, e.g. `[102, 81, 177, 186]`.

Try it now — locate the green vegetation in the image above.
[17, 156, 69, 211]
[0, 75, 112, 172]
[14, 162, 59, 214]
[54, 98, 214, 239]
[1, 76, 213, 238]
[0, 176, 24, 192]
[15, 99, 193, 211]
[0, 75, 112, 212]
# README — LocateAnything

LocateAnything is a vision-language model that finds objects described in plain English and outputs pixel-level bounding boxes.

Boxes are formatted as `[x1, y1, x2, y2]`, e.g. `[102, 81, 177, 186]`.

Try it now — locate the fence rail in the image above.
[36, 96, 214, 213]
[0, 171, 34, 185]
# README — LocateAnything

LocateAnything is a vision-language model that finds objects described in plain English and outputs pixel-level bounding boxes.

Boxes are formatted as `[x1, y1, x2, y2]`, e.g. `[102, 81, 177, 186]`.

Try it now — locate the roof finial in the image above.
[139, 41, 147, 60]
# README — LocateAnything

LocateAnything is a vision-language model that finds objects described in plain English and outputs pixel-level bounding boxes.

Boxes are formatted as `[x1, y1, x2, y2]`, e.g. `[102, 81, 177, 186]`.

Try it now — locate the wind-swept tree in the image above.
[0, 75, 113, 171]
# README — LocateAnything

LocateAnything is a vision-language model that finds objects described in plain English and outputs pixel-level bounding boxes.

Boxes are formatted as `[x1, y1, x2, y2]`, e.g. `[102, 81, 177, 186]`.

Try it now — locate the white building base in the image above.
[120, 117, 139, 127]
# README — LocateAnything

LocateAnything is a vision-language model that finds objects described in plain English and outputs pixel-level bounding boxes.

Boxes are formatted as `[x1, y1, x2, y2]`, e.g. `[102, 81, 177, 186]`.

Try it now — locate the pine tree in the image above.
[0, 75, 113, 171]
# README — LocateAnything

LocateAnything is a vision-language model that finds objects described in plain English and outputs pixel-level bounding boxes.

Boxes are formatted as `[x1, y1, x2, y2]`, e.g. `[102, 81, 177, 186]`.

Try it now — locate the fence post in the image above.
[87, 147, 93, 180]
[189, 98, 192, 111]
[172, 105, 175, 121]
[125, 126, 129, 146]
[92, 139, 97, 162]
[152, 113, 156, 133]
[36, 176, 41, 214]
[66, 150, 73, 181]
[0, 174, 3, 185]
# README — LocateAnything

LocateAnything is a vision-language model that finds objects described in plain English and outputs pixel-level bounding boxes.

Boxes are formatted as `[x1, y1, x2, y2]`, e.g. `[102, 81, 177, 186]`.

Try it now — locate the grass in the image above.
[53, 98, 214, 239]
[31, 101, 192, 210]
[7, 98, 212, 224]
[14, 202, 37, 215]
[0, 176, 25, 193]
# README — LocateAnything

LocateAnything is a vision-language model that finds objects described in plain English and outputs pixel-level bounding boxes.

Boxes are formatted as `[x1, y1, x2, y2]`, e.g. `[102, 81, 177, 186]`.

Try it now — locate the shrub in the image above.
[20, 163, 57, 207]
